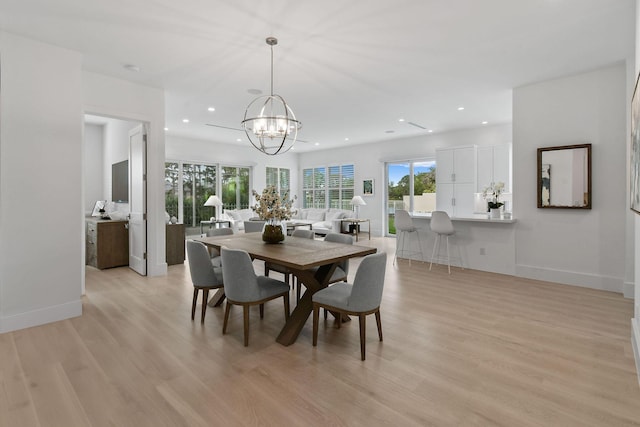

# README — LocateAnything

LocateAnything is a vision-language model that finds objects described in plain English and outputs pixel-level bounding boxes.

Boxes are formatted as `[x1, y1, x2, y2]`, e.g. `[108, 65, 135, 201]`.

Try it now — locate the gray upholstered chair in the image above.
[206, 227, 234, 266]
[393, 209, 424, 266]
[186, 240, 224, 323]
[312, 251, 387, 360]
[220, 247, 290, 346]
[306, 233, 354, 313]
[265, 228, 315, 297]
[243, 220, 265, 233]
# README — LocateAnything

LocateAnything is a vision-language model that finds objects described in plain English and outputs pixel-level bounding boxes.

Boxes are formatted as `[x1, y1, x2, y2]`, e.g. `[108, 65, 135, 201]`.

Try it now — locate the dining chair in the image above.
[206, 227, 234, 266]
[393, 209, 424, 266]
[220, 247, 290, 346]
[243, 220, 265, 233]
[265, 229, 315, 297]
[429, 210, 462, 274]
[312, 251, 387, 360]
[186, 240, 224, 323]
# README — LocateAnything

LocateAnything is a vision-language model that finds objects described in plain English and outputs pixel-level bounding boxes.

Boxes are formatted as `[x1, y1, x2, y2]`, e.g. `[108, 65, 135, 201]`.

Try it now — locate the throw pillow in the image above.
[306, 209, 326, 221]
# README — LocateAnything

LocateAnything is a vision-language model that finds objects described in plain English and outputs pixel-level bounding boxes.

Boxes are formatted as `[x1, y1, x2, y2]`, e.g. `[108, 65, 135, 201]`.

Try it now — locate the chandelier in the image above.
[241, 37, 302, 155]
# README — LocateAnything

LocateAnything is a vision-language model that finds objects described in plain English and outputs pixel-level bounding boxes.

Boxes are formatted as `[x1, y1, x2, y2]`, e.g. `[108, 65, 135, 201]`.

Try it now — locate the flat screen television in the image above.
[112, 160, 129, 203]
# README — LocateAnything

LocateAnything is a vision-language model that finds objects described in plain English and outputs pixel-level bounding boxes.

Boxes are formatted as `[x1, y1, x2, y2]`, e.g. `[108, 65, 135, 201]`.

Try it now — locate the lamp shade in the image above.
[351, 196, 366, 206]
[204, 195, 222, 207]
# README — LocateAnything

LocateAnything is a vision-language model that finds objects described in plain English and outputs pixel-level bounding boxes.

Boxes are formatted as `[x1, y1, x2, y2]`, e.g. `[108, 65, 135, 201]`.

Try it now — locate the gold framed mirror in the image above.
[537, 143, 591, 209]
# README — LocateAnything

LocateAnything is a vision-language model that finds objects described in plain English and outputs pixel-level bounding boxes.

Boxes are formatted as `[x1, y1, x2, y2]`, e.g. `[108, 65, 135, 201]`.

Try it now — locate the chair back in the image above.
[394, 210, 415, 232]
[348, 252, 388, 312]
[244, 220, 265, 233]
[206, 227, 234, 237]
[324, 232, 353, 275]
[186, 240, 220, 287]
[291, 229, 314, 239]
[430, 211, 455, 235]
[220, 247, 260, 302]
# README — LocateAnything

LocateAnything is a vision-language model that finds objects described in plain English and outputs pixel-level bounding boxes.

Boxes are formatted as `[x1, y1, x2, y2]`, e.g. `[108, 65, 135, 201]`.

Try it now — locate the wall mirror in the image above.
[537, 143, 591, 209]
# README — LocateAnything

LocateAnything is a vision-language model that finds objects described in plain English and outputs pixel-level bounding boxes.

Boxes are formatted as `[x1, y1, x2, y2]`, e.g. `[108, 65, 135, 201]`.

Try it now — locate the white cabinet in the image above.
[436, 146, 476, 217]
[477, 144, 511, 192]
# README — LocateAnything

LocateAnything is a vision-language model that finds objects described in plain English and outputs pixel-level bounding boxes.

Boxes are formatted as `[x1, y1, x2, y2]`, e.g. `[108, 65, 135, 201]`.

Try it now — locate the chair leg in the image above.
[296, 282, 301, 303]
[201, 288, 209, 323]
[446, 235, 451, 274]
[191, 288, 198, 321]
[393, 232, 399, 265]
[416, 230, 425, 262]
[223, 301, 231, 334]
[284, 273, 290, 286]
[312, 304, 319, 347]
[359, 314, 366, 361]
[430, 234, 440, 271]
[375, 310, 383, 341]
[283, 293, 290, 320]
[243, 305, 250, 347]
[259, 303, 264, 319]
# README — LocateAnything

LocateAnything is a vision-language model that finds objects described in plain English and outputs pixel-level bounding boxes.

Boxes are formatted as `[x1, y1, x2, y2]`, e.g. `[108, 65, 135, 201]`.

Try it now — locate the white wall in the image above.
[165, 135, 299, 207]
[84, 123, 104, 214]
[0, 32, 83, 332]
[632, 0, 640, 388]
[83, 72, 166, 276]
[513, 63, 628, 292]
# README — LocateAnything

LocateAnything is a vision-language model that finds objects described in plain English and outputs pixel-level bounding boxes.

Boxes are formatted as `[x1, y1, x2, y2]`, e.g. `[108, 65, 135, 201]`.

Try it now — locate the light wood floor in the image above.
[2, 237, 639, 426]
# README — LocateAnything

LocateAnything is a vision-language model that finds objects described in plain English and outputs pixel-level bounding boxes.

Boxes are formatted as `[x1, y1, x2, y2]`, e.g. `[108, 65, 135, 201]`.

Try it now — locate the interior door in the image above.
[128, 124, 147, 275]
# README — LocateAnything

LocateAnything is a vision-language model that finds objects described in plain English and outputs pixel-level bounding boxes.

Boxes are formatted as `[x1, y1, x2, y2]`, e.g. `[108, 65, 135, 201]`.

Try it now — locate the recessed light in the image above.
[164, 127, 169, 131]
[345, 138, 349, 141]
[236, 138, 242, 142]
[182, 118, 189, 123]
[398, 118, 405, 122]
[207, 107, 216, 112]
[428, 129, 433, 133]
[314, 142, 320, 146]
[385, 130, 395, 133]
[457, 107, 465, 111]
[482, 121, 488, 125]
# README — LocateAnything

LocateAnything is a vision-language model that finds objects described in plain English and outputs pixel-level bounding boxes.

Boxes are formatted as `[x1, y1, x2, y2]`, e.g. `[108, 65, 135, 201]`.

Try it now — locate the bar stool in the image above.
[429, 211, 462, 274]
[393, 209, 424, 266]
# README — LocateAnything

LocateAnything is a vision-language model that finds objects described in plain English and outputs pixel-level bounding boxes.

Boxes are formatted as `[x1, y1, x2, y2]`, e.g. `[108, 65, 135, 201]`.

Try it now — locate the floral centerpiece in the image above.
[482, 181, 505, 210]
[251, 186, 296, 243]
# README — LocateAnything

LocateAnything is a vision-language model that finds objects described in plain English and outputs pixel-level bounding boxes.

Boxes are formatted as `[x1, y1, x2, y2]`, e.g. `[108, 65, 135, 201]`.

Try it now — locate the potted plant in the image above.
[251, 186, 296, 243]
[482, 182, 505, 218]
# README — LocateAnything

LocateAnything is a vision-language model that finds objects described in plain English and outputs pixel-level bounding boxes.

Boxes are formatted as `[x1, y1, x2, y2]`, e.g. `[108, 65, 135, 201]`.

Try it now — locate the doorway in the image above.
[83, 114, 148, 280]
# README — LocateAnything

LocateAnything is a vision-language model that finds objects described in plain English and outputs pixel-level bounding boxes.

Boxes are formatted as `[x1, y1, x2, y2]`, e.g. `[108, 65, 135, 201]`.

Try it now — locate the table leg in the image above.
[207, 288, 226, 307]
[276, 263, 337, 346]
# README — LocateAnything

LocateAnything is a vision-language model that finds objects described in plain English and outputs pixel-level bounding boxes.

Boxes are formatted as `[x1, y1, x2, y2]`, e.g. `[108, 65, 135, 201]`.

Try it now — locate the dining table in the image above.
[196, 232, 376, 346]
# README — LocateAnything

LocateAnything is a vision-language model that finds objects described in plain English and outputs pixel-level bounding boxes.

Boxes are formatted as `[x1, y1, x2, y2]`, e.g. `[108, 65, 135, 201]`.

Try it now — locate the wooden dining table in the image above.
[196, 232, 376, 346]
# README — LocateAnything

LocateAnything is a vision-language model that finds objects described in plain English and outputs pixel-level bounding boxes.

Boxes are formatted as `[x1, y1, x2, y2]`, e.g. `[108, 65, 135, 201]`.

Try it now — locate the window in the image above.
[221, 166, 250, 210]
[182, 163, 217, 227]
[386, 160, 436, 234]
[164, 161, 251, 232]
[266, 167, 291, 199]
[303, 164, 354, 209]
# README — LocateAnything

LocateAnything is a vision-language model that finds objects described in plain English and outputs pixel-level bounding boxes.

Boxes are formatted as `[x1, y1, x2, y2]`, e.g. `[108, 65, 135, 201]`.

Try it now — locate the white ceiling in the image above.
[0, 0, 635, 152]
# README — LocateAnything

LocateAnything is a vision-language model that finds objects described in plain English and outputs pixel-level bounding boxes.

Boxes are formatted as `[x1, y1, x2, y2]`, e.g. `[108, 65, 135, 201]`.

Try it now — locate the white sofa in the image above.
[290, 208, 353, 235]
[220, 208, 257, 232]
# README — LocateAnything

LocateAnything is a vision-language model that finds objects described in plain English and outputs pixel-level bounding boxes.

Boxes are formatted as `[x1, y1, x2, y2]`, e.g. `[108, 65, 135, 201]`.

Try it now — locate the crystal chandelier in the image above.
[241, 37, 302, 155]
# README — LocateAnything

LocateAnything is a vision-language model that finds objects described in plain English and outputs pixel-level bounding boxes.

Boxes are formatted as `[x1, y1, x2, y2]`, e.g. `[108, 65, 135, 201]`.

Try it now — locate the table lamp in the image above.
[204, 195, 223, 220]
[350, 195, 366, 219]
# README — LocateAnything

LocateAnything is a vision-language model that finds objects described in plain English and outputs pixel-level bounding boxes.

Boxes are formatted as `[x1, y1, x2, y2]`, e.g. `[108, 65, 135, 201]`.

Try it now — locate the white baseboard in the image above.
[623, 281, 635, 299]
[632, 318, 640, 388]
[515, 264, 623, 293]
[0, 299, 82, 334]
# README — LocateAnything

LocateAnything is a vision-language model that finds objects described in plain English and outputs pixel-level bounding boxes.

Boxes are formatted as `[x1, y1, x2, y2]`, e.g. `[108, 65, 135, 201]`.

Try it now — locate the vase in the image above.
[490, 208, 501, 219]
[262, 223, 285, 244]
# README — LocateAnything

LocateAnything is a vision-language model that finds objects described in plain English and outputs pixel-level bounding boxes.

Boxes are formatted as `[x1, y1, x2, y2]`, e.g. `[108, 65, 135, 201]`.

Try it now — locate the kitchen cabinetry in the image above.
[477, 144, 511, 192]
[436, 146, 476, 217]
[86, 219, 129, 269]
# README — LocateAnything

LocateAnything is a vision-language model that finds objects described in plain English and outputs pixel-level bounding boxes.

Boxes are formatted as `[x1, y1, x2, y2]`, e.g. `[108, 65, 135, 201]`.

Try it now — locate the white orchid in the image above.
[482, 182, 505, 209]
